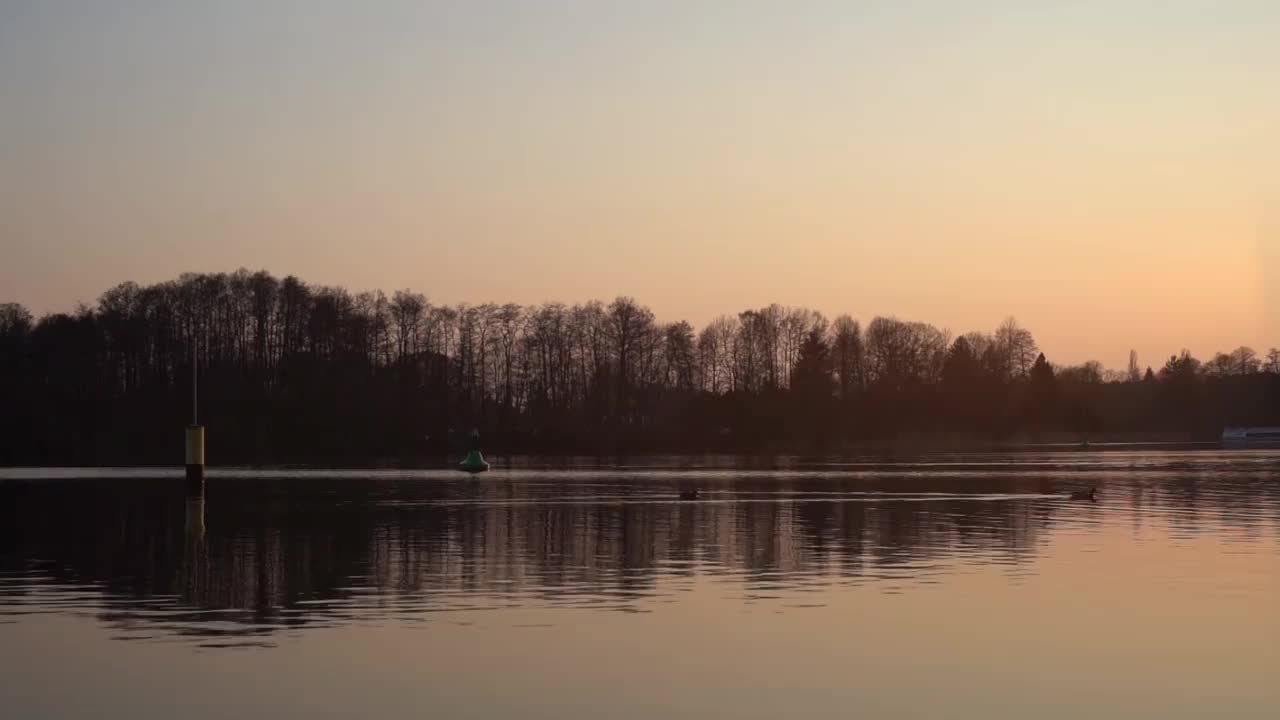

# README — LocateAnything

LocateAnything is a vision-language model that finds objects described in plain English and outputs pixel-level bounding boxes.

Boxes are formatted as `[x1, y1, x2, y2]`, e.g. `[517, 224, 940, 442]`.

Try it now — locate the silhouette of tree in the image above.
[865, 317, 947, 391]
[0, 303, 32, 335]
[733, 309, 767, 393]
[0, 304, 34, 465]
[1267, 348, 1280, 374]
[941, 336, 981, 388]
[2, 271, 1277, 463]
[940, 336, 988, 430]
[791, 327, 833, 397]
[389, 290, 427, 363]
[1158, 350, 1205, 433]
[1203, 352, 1235, 378]
[995, 317, 1038, 379]
[1025, 353, 1058, 427]
[789, 326, 835, 447]
[606, 297, 656, 423]
[1229, 346, 1260, 375]
[697, 316, 737, 395]
[1056, 361, 1103, 385]
[662, 321, 697, 392]
[831, 315, 864, 402]
[1161, 350, 1201, 380]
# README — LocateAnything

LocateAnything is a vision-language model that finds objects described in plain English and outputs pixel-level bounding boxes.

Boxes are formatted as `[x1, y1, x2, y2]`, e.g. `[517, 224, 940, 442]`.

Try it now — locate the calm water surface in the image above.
[2, 451, 1278, 719]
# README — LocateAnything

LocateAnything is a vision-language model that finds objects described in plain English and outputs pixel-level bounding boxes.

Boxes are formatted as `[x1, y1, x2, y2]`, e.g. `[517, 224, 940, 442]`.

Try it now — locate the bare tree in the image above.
[0, 303, 33, 335]
[778, 307, 814, 387]
[1229, 346, 1260, 375]
[831, 314, 863, 401]
[995, 317, 1038, 379]
[390, 290, 427, 363]
[492, 304, 525, 413]
[9, 267, 1279, 464]
[572, 301, 609, 409]
[247, 271, 280, 369]
[1203, 352, 1235, 378]
[355, 290, 391, 367]
[607, 296, 656, 399]
[865, 317, 947, 390]
[1102, 368, 1130, 384]
[734, 310, 765, 393]
[1057, 361, 1105, 385]
[698, 315, 738, 394]
[663, 321, 697, 391]
[758, 304, 784, 388]
[525, 303, 567, 412]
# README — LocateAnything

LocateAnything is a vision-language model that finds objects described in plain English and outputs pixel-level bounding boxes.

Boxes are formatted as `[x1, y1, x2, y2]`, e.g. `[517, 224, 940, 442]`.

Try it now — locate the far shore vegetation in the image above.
[2, 271, 1277, 464]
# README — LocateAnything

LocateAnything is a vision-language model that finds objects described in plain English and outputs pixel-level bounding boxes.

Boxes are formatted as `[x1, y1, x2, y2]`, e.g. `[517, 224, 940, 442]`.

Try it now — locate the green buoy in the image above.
[456, 427, 489, 472]
[459, 449, 490, 473]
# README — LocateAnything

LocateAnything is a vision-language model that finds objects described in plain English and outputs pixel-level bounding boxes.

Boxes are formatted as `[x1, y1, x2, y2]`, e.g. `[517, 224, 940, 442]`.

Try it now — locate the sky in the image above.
[1, 0, 1277, 367]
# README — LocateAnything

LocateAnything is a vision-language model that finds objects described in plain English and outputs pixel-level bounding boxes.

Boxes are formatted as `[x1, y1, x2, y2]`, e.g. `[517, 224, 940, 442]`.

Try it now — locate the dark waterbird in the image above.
[679, 488, 699, 501]
[1068, 487, 1097, 501]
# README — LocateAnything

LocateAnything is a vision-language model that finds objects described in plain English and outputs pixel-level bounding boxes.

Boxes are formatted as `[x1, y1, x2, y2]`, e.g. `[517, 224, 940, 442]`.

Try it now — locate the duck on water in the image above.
[1068, 487, 1097, 501]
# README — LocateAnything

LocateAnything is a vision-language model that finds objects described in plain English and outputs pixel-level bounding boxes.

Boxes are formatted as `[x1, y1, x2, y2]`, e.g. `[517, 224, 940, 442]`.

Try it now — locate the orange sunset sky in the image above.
[2, 1, 1276, 368]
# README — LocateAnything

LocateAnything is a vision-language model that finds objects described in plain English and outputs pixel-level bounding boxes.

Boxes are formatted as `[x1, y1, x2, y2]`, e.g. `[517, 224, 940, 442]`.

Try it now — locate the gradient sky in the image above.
[1, 0, 1276, 367]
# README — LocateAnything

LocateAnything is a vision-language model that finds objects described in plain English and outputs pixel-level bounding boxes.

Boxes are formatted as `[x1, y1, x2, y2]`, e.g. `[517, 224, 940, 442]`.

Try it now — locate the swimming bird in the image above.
[1068, 487, 1097, 501]
[679, 488, 699, 501]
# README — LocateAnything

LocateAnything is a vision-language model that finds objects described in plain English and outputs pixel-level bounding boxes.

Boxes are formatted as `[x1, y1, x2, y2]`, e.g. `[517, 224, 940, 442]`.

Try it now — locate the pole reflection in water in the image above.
[181, 493, 207, 606]
[0, 453, 1278, 719]
[0, 452, 1276, 645]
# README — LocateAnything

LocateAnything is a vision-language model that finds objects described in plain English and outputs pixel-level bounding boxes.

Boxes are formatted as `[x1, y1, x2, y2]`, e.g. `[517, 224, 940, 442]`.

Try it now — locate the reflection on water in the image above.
[2, 452, 1279, 718]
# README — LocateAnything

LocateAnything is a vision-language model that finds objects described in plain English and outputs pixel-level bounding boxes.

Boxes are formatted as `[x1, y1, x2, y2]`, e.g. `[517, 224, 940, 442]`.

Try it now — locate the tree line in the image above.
[2, 270, 1278, 464]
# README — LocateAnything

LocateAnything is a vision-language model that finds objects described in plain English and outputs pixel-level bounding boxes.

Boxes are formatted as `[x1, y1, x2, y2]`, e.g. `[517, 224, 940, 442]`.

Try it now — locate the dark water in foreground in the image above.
[1, 452, 1278, 719]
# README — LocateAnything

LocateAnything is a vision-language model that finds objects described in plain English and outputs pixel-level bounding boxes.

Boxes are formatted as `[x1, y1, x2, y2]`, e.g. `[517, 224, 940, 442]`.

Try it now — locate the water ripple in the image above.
[0, 450, 1277, 649]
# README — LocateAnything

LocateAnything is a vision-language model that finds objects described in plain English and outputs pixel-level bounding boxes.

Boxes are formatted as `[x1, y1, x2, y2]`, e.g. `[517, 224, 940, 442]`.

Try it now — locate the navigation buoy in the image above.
[459, 449, 490, 473]
[457, 427, 489, 473]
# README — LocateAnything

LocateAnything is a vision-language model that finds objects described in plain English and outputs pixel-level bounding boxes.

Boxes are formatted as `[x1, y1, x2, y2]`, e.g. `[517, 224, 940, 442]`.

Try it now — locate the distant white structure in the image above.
[1221, 427, 1280, 446]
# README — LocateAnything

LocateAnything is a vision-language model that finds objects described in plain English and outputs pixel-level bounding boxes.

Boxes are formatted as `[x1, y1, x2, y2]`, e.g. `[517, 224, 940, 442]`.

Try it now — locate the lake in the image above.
[2, 451, 1278, 719]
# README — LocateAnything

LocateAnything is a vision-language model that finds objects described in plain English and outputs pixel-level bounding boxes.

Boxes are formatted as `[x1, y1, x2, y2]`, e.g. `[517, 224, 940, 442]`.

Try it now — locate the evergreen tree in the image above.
[1026, 353, 1058, 427]
[791, 328, 834, 401]
[941, 336, 981, 388]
